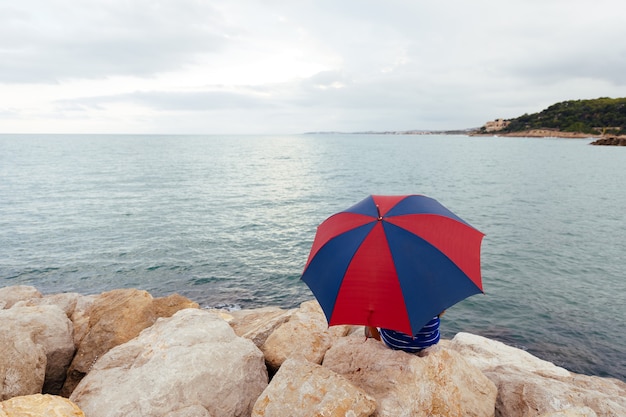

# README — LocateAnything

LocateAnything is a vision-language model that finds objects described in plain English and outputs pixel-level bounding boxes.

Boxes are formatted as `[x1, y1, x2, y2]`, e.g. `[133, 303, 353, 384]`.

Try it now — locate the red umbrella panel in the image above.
[301, 194, 484, 336]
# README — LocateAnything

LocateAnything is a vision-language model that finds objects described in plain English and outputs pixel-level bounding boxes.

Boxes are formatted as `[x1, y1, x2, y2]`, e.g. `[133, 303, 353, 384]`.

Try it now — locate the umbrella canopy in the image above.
[301, 194, 484, 336]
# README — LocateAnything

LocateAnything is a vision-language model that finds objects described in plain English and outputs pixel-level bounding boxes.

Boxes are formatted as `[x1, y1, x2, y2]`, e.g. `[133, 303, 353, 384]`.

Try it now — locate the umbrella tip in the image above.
[376, 204, 382, 221]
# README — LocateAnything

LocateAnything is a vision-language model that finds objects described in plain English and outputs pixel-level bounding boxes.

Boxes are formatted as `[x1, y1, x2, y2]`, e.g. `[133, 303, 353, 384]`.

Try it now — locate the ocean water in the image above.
[1, 133, 624, 381]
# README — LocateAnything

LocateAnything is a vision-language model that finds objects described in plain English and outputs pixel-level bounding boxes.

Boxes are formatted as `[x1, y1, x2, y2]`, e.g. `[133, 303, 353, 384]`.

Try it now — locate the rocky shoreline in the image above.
[589, 135, 626, 146]
[470, 129, 598, 139]
[1, 285, 625, 417]
[472, 128, 626, 146]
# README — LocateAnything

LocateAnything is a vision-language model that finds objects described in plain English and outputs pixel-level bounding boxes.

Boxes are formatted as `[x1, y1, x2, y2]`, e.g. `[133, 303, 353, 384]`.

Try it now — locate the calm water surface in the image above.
[0, 134, 624, 381]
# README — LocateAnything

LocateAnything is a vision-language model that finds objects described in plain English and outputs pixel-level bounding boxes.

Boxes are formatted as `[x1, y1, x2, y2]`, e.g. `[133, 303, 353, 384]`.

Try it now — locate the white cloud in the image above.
[1, 1, 223, 81]
[2, 0, 626, 133]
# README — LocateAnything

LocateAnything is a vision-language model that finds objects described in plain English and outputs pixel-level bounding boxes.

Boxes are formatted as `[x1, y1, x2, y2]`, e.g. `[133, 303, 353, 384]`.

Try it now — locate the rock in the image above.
[13, 292, 82, 319]
[261, 300, 352, 371]
[61, 288, 199, 395]
[7, 290, 96, 350]
[486, 368, 625, 417]
[0, 285, 42, 309]
[155, 405, 212, 417]
[68, 295, 97, 348]
[0, 394, 84, 416]
[2, 286, 622, 417]
[449, 332, 626, 417]
[70, 308, 268, 417]
[229, 306, 295, 348]
[590, 136, 626, 146]
[252, 357, 376, 417]
[323, 335, 497, 417]
[152, 292, 200, 317]
[0, 327, 46, 400]
[449, 332, 570, 378]
[538, 407, 598, 417]
[0, 305, 75, 397]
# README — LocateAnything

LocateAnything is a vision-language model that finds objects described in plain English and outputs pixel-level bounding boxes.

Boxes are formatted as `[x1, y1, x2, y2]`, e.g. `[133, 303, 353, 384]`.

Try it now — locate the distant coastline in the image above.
[305, 128, 602, 139]
[473, 97, 626, 145]
[304, 129, 476, 135]
[469, 129, 598, 139]
[304, 128, 626, 145]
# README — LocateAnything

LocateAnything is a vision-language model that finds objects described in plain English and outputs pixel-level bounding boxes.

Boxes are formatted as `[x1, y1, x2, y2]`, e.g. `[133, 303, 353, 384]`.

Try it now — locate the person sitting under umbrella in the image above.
[366, 311, 445, 354]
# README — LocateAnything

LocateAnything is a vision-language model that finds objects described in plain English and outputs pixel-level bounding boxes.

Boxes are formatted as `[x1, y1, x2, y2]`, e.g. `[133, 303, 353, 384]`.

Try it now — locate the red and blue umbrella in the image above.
[301, 194, 485, 336]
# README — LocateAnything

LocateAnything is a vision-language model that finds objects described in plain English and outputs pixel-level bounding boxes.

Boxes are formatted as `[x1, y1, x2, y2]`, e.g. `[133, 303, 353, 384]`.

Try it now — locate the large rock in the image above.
[152, 292, 200, 317]
[448, 332, 570, 378]
[449, 332, 626, 417]
[0, 285, 42, 309]
[323, 335, 497, 417]
[0, 328, 46, 400]
[0, 305, 75, 398]
[68, 294, 98, 348]
[252, 357, 376, 417]
[0, 394, 84, 416]
[261, 300, 352, 371]
[484, 369, 624, 417]
[228, 306, 295, 349]
[13, 292, 82, 319]
[538, 407, 598, 417]
[590, 135, 626, 146]
[61, 288, 198, 395]
[70, 308, 268, 417]
[0, 286, 92, 347]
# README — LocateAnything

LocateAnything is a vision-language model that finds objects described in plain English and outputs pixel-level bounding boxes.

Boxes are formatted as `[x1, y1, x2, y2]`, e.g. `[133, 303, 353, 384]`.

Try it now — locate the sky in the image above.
[2, 0, 626, 134]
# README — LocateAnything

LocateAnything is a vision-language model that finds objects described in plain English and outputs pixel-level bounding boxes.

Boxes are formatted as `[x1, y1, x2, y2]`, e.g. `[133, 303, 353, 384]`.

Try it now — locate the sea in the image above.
[0, 133, 624, 381]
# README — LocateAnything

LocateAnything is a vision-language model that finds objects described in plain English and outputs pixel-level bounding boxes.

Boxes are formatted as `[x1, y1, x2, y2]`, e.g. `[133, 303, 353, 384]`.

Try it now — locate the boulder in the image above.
[0, 394, 84, 417]
[323, 335, 497, 417]
[0, 285, 42, 309]
[68, 294, 97, 348]
[152, 292, 200, 317]
[261, 300, 352, 371]
[252, 357, 376, 417]
[229, 306, 295, 348]
[13, 292, 82, 319]
[0, 328, 46, 400]
[61, 288, 198, 395]
[538, 407, 598, 417]
[448, 332, 570, 378]
[590, 136, 626, 146]
[484, 368, 624, 417]
[0, 305, 75, 397]
[449, 332, 626, 417]
[70, 308, 268, 417]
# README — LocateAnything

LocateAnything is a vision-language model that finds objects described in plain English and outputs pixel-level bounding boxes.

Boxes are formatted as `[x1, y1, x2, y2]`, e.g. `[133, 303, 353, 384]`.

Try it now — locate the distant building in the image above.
[483, 119, 510, 132]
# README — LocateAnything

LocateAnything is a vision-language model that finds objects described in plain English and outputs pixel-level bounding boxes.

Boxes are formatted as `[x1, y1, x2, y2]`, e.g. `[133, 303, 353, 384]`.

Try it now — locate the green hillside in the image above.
[489, 97, 626, 135]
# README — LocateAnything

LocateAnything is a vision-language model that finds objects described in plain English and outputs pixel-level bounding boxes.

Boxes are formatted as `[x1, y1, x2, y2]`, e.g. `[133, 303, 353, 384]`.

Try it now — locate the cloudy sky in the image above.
[2, 0, 626, 134]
